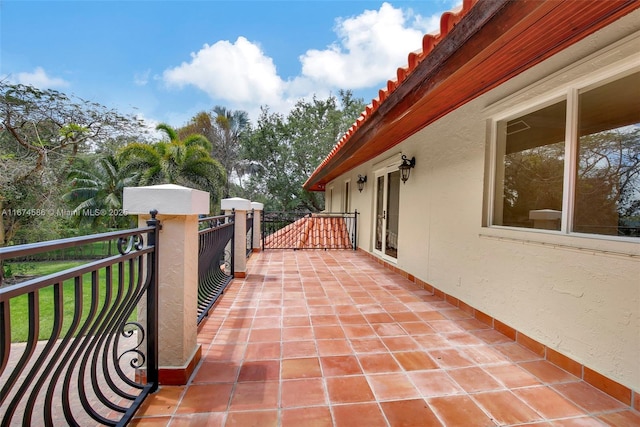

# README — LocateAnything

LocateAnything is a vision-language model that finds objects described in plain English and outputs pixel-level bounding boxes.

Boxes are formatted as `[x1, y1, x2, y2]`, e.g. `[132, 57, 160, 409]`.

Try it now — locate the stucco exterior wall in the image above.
[326, 12, 640, 391]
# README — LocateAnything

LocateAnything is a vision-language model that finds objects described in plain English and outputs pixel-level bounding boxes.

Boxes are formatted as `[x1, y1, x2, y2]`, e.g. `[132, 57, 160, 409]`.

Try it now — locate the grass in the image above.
[6, 261, 139, 343]
[8, 260, 86, 277]
[12, 239, 120, 262]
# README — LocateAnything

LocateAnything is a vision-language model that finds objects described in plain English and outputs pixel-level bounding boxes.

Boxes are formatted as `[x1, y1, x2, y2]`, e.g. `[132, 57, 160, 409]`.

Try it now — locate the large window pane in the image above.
[575, 72, 640, 237]
[494, 101, 566, 229]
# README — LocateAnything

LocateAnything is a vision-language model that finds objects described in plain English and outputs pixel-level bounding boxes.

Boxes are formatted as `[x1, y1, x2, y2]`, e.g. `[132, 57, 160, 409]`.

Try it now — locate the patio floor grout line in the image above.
[132, 250, 640, 426]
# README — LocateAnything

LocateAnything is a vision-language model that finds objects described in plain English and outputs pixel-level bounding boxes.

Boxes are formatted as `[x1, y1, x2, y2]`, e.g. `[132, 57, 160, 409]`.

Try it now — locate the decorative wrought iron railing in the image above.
[246, 210, 254, 258]
[197, 214, 234, 325]
[262, 211, 359, 250]
[0, 212, 160, 426]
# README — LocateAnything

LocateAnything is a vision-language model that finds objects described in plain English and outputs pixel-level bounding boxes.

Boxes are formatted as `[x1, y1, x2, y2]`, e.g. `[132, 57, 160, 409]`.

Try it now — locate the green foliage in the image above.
[118, 123, 226, 209]
[0, 81, 147, 244]
[2, 79, 365, 242]
[241, 90, 366, 211]
[3, 263, 12, 279]
[178, 107, 249, 198]
[62, 154, 136, 229]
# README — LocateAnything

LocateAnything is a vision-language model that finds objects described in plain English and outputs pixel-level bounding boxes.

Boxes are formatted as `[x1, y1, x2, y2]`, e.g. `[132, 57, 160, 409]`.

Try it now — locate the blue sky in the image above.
[1, 0, 458, 129]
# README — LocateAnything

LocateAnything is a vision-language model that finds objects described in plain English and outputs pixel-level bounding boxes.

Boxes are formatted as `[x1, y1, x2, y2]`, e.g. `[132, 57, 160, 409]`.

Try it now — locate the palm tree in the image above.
[63, 154, 135, 228]
[118, 123, 226, 206]
[234, 159, 264, 190]
[179, 108, 249, 198]
[212, 107, 249, 197]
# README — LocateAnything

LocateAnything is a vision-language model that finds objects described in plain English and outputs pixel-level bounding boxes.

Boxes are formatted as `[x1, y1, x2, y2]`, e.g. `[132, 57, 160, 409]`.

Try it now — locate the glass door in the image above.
[374, 169, 400, 260]
[375, 175, 385, 253]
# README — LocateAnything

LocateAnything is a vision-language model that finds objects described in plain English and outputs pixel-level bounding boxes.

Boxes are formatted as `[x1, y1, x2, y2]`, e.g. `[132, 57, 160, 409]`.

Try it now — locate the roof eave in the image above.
[304, 0, 640, 192]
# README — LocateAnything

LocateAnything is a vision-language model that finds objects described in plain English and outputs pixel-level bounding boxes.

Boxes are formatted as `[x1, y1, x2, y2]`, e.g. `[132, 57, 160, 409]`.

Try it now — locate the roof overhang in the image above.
[304, 0, 640, 192]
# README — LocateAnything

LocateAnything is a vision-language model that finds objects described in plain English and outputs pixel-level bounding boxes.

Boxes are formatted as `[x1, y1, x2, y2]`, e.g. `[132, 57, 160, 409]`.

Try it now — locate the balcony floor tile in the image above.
[133, 250, 639, 426]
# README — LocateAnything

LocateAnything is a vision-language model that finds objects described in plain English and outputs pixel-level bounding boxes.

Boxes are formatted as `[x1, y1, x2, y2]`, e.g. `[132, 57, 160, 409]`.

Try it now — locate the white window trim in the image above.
[483, 49, 640, 256]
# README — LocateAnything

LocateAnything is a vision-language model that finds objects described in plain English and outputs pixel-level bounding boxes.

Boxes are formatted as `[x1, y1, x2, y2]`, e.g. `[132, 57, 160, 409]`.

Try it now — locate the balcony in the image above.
[130, 249, 639, 426]
[1, 186, 638, 425]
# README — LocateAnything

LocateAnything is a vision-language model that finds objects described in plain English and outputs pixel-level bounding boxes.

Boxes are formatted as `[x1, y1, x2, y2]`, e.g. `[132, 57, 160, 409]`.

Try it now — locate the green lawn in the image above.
[6, 261, 139, 343]
[8, 260, 86, 277]
[11, 240, 120, 262]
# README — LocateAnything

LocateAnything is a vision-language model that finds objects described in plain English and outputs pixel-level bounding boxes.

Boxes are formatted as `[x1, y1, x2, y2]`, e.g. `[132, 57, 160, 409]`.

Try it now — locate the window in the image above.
[492, 71, 640, 238]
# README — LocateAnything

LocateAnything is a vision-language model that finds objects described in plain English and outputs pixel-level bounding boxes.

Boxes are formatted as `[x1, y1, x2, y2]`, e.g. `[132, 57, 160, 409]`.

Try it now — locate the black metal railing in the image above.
[262, 211, 359, 250]
[0, 211, 160, 426]
[246, 210, 254, 258]
[8, 238, 121, 262]
[197, 214, 234, 325]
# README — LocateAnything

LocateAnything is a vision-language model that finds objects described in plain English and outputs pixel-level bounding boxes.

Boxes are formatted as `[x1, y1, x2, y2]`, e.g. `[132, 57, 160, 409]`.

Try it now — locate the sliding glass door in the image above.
[374, 168, 400, 260]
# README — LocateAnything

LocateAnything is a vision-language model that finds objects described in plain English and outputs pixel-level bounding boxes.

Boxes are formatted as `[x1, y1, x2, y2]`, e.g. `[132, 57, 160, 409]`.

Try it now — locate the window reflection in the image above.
[575, 73, 640, 237]
[492, 71, 640, 238]
[495, 101, 566, 230]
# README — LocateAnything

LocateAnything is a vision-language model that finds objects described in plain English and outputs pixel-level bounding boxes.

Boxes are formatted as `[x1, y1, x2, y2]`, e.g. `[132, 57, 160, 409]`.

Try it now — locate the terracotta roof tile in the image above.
[264, 216, 353, 249]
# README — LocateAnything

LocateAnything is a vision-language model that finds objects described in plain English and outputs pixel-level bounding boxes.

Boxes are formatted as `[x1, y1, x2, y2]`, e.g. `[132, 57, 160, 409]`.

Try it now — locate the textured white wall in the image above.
[328, 12, 640, 390]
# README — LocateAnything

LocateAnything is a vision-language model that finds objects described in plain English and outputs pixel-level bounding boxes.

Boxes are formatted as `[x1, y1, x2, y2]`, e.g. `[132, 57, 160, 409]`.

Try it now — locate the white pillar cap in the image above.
[250, 202, 264, 211]
[221, 197, 252, 211]
[123, 184, 209, 215]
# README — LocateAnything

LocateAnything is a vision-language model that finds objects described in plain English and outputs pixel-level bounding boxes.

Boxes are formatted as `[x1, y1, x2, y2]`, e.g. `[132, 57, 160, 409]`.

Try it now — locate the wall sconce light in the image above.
[357, 174, 367, 192]
[399, 155, 415, 183]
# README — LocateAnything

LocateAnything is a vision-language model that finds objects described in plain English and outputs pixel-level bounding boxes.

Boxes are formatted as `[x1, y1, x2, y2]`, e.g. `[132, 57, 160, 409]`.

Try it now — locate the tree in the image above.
[574, 128, 640, 236]
[63, 154, 136, 229]
[179, 107, 249, 197]
[0, 81, 147, 244]
[118, 123, 226, 208]
[502, 142, 565, 227]
[501, 127, 640, 235]
[242, 90, 366, 211]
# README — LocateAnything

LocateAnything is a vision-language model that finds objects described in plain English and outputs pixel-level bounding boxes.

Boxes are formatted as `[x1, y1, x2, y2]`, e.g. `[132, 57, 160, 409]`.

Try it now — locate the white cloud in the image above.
[15, 67, 69, 89]
[300, 2, 426, 88]
[163, 36, 284, 106]
[162, 2, 446, 117]
[414, 12, 442, 35]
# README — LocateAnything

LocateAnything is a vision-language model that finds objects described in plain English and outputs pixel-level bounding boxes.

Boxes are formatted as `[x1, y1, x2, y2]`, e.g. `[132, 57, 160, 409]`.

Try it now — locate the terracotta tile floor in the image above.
[131, 250, 640, 426]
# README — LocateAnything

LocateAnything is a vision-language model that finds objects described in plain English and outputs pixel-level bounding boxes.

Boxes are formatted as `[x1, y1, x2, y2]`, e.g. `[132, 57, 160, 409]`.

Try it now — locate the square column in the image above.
[221, 197, 251, 278]
[251, 202, 264, 252]
[123, 184, 209, 385]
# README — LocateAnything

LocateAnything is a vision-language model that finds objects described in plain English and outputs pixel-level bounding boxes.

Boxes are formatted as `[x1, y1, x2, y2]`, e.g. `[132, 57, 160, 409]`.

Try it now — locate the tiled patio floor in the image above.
[131, 250, 639, 426]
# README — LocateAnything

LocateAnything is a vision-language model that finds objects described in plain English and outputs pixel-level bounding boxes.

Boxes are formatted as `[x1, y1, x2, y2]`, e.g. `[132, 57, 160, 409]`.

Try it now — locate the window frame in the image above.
[487, 66, 640, 243]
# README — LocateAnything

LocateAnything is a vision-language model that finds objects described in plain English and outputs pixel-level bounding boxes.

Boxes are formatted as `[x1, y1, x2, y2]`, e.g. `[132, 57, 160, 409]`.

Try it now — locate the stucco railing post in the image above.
[251, 202, 264, 252]
[123, 184, 209, 385]
[221, 197, 251, 278]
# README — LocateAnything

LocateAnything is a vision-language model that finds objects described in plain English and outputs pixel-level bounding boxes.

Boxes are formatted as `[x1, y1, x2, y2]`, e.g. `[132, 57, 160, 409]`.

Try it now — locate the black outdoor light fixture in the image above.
[399, 155, 416, 183]
[357, 174, 367, 192]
